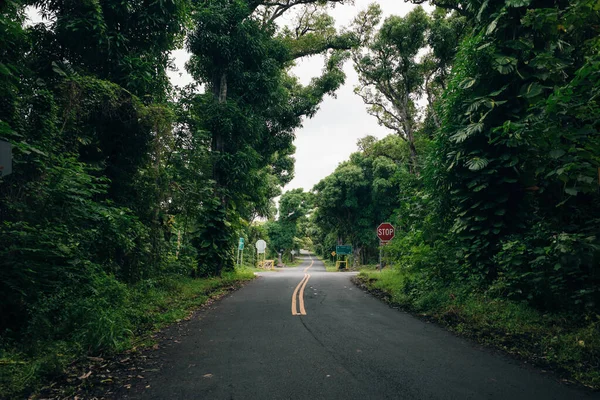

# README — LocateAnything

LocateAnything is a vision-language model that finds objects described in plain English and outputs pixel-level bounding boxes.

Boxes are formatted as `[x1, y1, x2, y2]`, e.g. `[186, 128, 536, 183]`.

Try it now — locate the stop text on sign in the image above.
[377, 222, 395, 242]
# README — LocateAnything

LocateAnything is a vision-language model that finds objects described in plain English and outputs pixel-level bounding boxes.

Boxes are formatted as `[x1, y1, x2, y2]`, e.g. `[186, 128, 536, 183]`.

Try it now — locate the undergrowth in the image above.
[0, 269, 255, 399]
[317, 255, 372, 272]
[356, 269, 600, 390]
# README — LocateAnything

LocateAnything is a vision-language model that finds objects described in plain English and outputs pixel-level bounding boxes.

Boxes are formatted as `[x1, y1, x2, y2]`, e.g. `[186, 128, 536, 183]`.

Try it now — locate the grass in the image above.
[316, 255, 376, 272]
[283, 257, 303, 267]
[238, 263, 277, 273]
[355, 269, 600, 390]
[0, 268, 255, 399]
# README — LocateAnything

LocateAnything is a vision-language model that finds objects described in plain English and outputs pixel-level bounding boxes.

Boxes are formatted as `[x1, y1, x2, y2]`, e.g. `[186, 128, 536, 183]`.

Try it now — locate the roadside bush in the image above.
[491, 224, 600, 313]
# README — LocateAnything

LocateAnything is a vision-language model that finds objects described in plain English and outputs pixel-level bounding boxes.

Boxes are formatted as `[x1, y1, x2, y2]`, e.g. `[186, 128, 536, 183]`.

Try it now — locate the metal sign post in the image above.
[278, 249, 283, 267]
[379, 242, 383, 272]
[237, 238, 245, 267]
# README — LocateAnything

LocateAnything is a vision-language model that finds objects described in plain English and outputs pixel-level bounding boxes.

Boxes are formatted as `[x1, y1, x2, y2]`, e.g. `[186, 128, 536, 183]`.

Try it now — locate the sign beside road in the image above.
[377, 222, 395, 243]
[255, 239, 267, 254]
[238, 237, 245, 250]
[0, 140, 12, 177]
[290, 250, 296, 255]
[336, 245, 352, 255]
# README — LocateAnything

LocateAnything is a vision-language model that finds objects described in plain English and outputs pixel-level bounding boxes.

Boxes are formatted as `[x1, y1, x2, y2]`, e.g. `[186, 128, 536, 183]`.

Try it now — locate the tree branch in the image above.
[406, 0, 469, 16]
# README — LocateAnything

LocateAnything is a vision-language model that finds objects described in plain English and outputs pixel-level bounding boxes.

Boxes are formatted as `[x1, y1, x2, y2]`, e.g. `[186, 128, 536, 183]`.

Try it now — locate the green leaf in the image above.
[466, 157, 490, 171]
[564, 187, 578, 196]
[0, 63, 11, 77]
[553, 264, 562, 271]
[459, 77, 477, 89]
[507, 0, 531, 7]
[51, 61, 68, 78]
[486, 17, 499, 35]
[549, 149, 565, 159]
[520, 82, 544, 98]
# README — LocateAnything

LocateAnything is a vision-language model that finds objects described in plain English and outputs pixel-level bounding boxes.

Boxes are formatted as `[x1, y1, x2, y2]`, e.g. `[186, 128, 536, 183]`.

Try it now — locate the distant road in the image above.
[118, 255, 599, 399]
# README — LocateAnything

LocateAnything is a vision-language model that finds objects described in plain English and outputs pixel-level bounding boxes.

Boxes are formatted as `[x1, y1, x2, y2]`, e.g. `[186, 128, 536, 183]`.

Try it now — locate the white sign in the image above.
[255, 240, 267, 254]
[290, 250, 296, 255]
[0, 140, 12, 177]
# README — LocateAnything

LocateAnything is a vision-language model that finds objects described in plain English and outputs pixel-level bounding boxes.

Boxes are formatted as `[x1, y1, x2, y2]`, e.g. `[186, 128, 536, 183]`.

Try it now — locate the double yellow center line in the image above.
[291, 256, 313, 316]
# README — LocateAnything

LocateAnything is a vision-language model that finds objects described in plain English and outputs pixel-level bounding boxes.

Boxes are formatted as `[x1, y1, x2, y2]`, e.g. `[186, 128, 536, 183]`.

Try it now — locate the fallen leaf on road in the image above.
[78, 371, 92, 380]
[203, 374, 213, 378]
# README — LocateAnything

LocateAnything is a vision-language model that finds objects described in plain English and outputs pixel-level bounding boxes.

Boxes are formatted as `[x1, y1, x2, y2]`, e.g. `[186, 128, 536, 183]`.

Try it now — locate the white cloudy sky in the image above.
[166, 0, 429, 194]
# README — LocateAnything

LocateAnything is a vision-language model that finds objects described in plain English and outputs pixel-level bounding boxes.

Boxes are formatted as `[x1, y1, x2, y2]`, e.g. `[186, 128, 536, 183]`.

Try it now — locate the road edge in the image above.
[351, 274, 599, 393]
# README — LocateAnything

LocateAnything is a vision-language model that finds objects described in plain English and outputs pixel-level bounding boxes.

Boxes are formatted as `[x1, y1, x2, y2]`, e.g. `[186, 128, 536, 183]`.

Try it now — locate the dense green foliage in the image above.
[310, 0, 600, 384]
[3, 0, 600, 394]
[312, 135, 413, 264]
[0, 0, 353, 396]
[314, 0, 600, 316]
[265, 188, 312, 262]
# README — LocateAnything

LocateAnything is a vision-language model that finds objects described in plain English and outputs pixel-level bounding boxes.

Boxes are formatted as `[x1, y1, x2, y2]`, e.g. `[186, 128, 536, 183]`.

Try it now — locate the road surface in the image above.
[117, 255, 599, 399]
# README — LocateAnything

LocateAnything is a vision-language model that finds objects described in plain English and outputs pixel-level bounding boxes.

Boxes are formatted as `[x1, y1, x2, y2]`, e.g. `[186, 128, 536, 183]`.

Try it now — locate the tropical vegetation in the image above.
[308, 0, 600, 387]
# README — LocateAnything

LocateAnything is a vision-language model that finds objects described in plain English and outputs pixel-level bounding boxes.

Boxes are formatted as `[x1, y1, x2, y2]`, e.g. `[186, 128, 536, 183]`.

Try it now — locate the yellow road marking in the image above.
[298, 273, 311, 315]
[304, 255, 314, 272]
[291, 274, 309, 315]
[291, 256, 314, 315]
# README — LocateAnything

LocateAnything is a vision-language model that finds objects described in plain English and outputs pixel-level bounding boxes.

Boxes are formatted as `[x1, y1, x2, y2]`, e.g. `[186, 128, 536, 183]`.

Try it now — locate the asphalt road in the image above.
[119, 255, 599, 400]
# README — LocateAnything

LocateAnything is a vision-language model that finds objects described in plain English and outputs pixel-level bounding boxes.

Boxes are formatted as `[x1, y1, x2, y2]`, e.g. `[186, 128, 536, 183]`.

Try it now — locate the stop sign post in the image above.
[377, 222, 395, 271]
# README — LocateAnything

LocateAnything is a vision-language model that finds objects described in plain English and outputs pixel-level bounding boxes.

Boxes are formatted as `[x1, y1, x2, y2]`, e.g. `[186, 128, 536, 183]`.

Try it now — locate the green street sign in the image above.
[238, 237, 245, 250]
[336, 245, 352, 255]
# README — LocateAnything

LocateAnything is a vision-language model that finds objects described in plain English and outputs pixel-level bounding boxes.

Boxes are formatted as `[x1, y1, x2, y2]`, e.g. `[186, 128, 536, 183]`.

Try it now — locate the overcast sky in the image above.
[166, 0, 429, 195]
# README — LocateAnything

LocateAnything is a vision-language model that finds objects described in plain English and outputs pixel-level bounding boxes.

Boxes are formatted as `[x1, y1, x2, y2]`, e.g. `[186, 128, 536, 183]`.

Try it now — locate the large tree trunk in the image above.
[406, 128, 419, 175]
[425, 75, 441, 129]
[400, 103, 419, 175]
[212, 73, 227, 159]
[196, 72, 234, 276]
[353, 245, 362, 267]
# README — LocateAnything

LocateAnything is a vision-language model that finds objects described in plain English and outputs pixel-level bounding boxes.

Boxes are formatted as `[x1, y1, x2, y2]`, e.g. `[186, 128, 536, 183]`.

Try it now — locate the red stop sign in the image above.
[377, 222, 395, 242]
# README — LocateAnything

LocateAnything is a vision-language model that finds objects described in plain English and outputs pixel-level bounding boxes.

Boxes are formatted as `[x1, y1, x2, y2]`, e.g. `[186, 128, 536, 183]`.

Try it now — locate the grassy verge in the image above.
[239, 262, 277, 272]
[315, 255, 376, 272]
[322, 258, 339, 272]
[354, 269, 600, 390]
[0, 269, 255, 399]
[284, 257, 303, 267]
